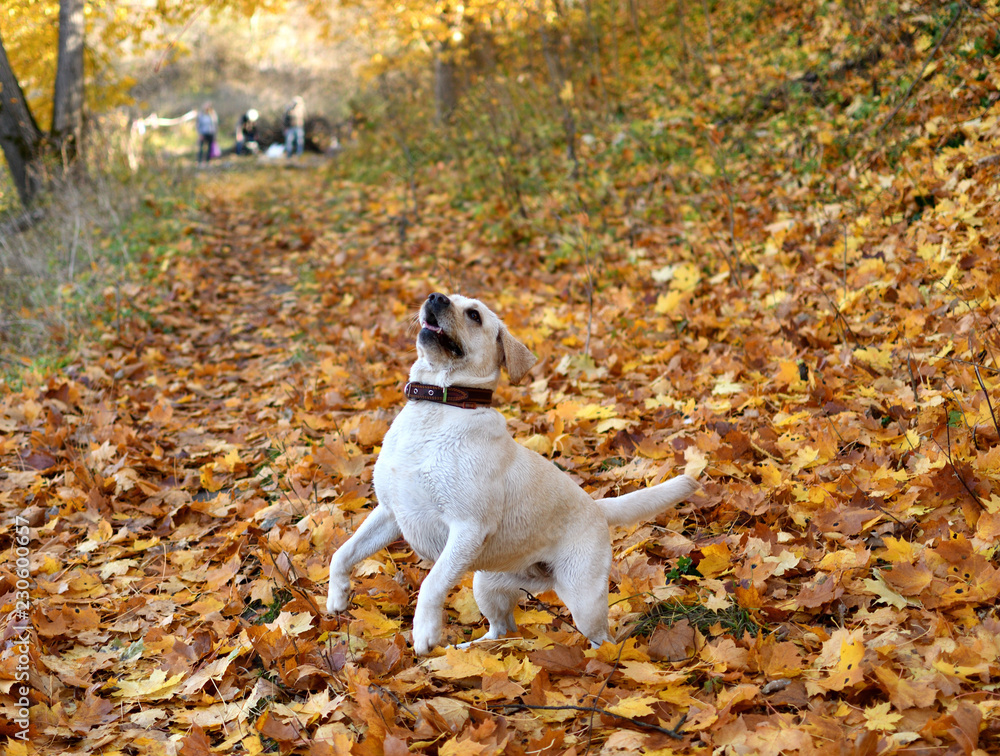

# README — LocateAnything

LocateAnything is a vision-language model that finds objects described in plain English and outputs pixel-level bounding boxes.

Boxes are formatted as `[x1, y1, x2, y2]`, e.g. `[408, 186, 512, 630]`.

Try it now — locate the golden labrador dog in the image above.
[327, 292, 698, 654]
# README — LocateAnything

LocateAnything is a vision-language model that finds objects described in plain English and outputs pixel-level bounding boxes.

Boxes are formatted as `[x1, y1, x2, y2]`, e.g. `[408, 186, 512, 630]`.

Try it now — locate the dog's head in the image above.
[411, 293, 537, 387]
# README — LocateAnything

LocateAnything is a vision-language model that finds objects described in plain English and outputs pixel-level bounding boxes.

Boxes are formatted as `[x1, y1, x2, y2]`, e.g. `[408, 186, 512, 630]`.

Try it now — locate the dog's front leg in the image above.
[326, 504, 401, 613]
[412, 524, 485, 655]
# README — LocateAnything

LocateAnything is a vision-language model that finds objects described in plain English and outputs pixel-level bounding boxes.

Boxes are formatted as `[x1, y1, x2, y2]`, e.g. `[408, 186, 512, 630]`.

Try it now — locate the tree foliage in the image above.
[0, 0, 335, 207]
[1, 0, 343, 129]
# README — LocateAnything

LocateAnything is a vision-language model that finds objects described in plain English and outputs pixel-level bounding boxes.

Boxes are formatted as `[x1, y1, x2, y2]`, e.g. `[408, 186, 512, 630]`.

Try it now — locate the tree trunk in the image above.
[52, 0, 86, 160]
[434, 41, 459, 124]
[0, 29, 44, 208]
[538, 18, 578, 172]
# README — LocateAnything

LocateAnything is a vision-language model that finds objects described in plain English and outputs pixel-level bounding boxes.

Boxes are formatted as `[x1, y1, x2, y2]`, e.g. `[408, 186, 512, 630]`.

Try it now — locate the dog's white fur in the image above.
[326, 293, 698, 654]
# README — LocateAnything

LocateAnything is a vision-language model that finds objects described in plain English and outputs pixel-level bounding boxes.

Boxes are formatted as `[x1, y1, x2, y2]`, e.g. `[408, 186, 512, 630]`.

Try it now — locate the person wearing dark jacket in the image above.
[236, 109, 259, 155]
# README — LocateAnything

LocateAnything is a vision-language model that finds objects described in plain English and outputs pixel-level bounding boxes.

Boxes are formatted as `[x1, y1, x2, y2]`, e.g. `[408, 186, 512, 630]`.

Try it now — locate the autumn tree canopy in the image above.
[0, 0, 337, 206]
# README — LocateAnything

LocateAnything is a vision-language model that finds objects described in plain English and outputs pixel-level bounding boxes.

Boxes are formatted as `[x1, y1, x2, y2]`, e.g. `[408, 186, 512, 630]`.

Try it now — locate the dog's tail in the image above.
[596, 474, 699, 528]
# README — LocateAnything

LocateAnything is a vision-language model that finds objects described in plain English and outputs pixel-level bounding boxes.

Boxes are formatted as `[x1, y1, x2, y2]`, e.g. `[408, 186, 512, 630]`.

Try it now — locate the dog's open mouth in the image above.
[420, 314, 464, 357]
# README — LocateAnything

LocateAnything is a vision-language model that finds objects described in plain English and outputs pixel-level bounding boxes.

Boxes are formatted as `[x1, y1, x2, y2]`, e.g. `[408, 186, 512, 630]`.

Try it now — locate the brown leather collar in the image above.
[404, 382, 493, 409]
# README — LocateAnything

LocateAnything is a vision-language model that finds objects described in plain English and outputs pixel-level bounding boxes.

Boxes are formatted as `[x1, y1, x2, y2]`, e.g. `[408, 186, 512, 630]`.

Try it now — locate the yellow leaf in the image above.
[818, 629, 866, 691]
[817, 548, 869, 572]
[864, 701, 902, 732]
[932, 661, 990, 681]
[200, 463, 225, 493]
[596, 418, 631, 433]
[758, 462, 783, 488]
[789, 446, 820, 472]
[513, 607, 554, 626]
[684, 445, 708, 478]
[881, 537, 917, 564]
[773, 410, 811, 427]
[712, 376, 744, 395]
[519, 434, 553, 456]
[100, 559, 136, 580]
[862, 572, 908, 610]
[655, 290, 684, 314]
[219, 447, 241, 472]
[853, 346, 892, 371]
[449, 586, 482, 625]
[774, 360, 802, 385]
[268, 611, 315, 636]
[892, 429, 920, 452]
[541, 308, 569, 329]
[575, 403, 616, 420]
[835, 638, 865, 674]
[242, 734, 266, 756]
[764, 550, 801, 576]
[349, 607, 401, 636]
[698, 542, 732, 579]
[439, 736, 487, 756]
[425, 647, 523, 679]
[559, 80, 574, 102]
[670, 262, 701, 292]
[111, 668, 185, 699]
[606, 695, 660, 718]
[982, 494, 1000, 515]
[716, 683, 760, 712]
[619, 661, 689, 687]
[503, 655, 542, 685]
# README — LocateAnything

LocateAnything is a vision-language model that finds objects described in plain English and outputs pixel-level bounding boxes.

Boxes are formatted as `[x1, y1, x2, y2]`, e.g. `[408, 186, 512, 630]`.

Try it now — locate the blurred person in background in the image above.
[236, 108, 259, 155]
[196, 102, 218, 163]
[284, 96, 306, 157]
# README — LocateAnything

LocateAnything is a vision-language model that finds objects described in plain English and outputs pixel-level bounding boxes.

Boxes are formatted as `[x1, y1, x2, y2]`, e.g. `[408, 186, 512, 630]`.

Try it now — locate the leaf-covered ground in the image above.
[4, 147, 999, 753]
[5, 2, 1000, 754]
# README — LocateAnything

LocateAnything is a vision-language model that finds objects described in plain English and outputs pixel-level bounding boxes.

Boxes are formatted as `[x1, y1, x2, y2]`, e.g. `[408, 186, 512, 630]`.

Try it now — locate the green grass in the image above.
[253, 588, 294, 625]
[0, 164, 21, 218]
[0, 149, 198, 384]
[632, 599, 761, 638]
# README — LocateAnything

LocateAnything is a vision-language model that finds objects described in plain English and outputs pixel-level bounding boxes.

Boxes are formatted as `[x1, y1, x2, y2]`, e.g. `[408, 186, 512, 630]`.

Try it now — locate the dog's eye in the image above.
[466, 309, 482, 325]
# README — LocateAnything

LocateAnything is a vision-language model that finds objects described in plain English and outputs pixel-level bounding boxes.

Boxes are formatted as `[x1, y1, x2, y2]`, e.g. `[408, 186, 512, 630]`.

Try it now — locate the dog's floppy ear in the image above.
[499, 325, 537, 384]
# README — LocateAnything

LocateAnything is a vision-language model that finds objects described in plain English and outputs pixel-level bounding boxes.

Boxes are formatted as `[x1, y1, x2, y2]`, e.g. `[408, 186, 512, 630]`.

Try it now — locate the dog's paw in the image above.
[412, 620, 443, 656]
[679, 473, 701, 491]
[326, 578, 350, 613]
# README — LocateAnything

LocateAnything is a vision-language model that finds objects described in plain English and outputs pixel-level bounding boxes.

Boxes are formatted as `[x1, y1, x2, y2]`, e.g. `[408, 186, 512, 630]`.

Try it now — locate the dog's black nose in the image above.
[427, 292, 450, 310]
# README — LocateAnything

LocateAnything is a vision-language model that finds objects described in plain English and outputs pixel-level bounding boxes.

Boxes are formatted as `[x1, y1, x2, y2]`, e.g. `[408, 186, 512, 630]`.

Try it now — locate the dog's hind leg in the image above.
[465, 571, 553, 646]
[326, 504, 401, 613]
